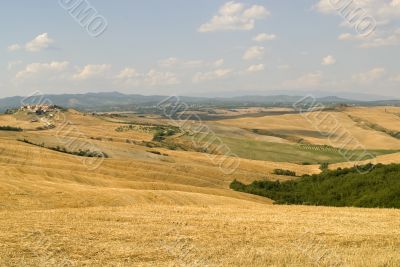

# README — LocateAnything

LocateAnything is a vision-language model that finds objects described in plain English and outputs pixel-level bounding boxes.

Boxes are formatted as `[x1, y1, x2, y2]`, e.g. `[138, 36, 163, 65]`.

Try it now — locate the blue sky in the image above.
[1, 0, 400, 98]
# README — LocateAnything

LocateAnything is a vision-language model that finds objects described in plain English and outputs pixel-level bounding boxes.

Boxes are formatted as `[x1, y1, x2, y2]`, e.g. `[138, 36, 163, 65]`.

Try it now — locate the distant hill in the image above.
[196, 90, 398, 101]
[0, 91, 398, 112]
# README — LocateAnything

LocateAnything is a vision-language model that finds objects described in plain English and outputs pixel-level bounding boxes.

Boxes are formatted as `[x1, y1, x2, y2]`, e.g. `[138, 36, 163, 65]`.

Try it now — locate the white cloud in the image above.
[157, 57, 226, 69]
[158, 57, 179, 68]
[116, 68, 179, 86]
[243, 46, 265, 60]
[283, 72, 323, 89]
[198, 1, 270, 32]
[145, 69, 180, 86]
[360, 29, 400, 48]
[378, 0, 400, 19]
[338, 33, 357, 41]
[116, 68, 138, 79]
[313, 0, 336, 14]
[253, 33, 276, 42]
[352, 67, 386, 83]
[25, 33, 54, 52]
[321, 55, 336, 65]
[7, 33, 54, 53]
[338, 29, 400, 48]
[247, 64, 264, 73]
[16, 61, 69, 80]
[7, 44, 21, 52]
[159, 58, 198, 68]
[193, 68, 233, 82]
[277, 64, 290, 70]
[314, 0, 378, 15]
[243, 5, 270, 19]
[219, 1, 244, 15]
[73, 64, 111, 80]
[316, 0, 400, 48]
[214, 59, 225, 67]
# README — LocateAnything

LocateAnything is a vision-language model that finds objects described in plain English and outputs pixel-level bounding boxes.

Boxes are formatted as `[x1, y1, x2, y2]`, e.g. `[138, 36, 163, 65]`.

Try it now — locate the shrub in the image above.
[320, 162, 329, 171]
[0, 126, 22, 132]
[230, 163, 400, 208]
[147, 150, 161, 155]
[153, 130, 165, 142]
[17, 139, 108, 158]
[273, 169, 296, 177]
[152, 126, 179, 141]
[165, 143, 178, 150]
[4, 109, 17, 115]
[36, 124, 55, 131]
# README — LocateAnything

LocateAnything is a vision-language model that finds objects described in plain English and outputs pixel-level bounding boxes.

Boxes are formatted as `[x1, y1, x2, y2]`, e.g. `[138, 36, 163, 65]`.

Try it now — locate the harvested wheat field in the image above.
[0, 108, 399, 266]
[1, 204, 400, 266]
[217, 106, 400, 150]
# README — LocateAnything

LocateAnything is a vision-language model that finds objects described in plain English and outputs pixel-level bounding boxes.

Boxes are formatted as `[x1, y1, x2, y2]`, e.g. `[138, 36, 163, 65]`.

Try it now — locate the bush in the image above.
[0, 126, 22, 132]
[17, 139, 108, 158]
[36, 124, 55, 131]
[4, 109, 17, 115]
[320, 162, 329, 171]
[147, 150, 161, 155]
[153, 130, 166, 142]
[152, 126, 179, 141]
[166, 143, 178, 150]
[273, 169, 296, 177]
[230, 163, 400, 208]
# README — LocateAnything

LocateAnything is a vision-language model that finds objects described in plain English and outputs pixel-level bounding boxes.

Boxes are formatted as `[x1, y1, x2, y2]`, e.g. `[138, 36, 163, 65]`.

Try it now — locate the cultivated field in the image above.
[0, 106, 399, 266]
[217, 106, 400, 150]
[2, 205, 399, 266]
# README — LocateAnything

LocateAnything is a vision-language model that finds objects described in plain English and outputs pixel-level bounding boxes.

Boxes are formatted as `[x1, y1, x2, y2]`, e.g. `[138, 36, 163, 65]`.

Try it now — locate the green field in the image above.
[186, 134, 397, 164]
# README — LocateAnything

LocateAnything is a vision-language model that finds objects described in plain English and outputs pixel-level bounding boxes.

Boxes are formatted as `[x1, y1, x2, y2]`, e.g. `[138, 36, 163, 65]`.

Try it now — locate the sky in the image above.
[1, 0, 400, 98]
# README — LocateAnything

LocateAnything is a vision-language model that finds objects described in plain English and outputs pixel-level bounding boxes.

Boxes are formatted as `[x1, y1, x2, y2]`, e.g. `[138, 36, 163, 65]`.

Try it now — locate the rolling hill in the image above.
[0, 106, 399, 265]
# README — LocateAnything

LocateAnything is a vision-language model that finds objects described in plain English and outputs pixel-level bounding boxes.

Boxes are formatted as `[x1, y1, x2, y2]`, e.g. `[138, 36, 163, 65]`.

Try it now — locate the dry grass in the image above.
[1, 204, 399, 266]
[344, 106, 400, 132]
[0, 108, 400, 266]
[218, 107, 400, 150]
[331, 151, 400, 169]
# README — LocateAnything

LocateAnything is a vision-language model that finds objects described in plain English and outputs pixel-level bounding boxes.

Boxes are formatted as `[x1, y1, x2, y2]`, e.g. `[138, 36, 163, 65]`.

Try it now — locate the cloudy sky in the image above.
[1, 0, 400, 98]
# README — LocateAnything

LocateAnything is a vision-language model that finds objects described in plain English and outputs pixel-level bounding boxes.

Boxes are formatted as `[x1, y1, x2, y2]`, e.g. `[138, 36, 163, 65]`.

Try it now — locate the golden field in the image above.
[217, 106, 400, 150]
[2, 205, 399, 266]
[0, 106, 399, 266]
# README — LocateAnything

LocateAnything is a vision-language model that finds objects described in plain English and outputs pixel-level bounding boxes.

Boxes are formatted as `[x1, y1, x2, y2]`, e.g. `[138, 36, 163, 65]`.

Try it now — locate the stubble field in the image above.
[0, 106, 399, 266]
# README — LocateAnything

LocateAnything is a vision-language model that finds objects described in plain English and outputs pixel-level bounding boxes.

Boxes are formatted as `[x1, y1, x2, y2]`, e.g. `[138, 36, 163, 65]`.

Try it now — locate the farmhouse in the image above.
[20, 105, 58, 115]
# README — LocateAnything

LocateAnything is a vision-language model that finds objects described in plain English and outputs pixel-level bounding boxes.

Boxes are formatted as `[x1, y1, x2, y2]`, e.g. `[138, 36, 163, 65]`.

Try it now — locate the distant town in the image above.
[20, 104, 60, 115]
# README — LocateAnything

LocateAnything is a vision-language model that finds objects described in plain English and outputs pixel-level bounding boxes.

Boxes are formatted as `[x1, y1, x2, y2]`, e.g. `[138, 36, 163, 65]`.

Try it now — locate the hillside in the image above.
[217, 106, 400, 150]
[0, 107, 399, 265]
[1, 107, 399, 209]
